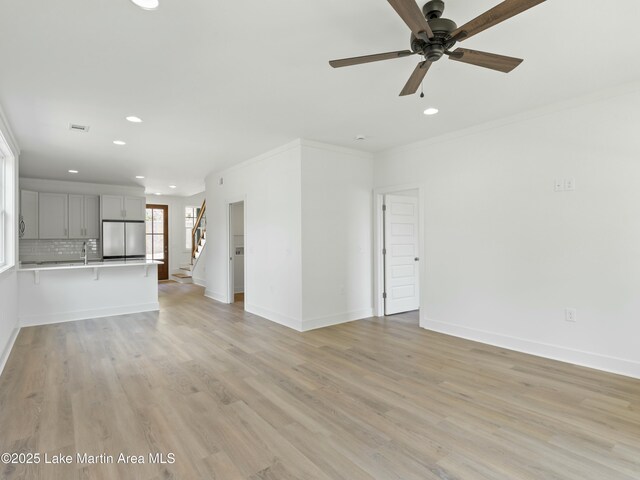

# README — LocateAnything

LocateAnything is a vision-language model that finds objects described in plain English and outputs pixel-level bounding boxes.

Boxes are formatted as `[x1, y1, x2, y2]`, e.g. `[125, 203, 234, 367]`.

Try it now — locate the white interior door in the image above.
[384, 194, 419, 315]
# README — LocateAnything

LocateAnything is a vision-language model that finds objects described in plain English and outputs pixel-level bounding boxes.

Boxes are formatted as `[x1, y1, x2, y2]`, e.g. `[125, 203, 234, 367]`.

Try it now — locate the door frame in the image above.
[146, 203, 169, 281]
[226, 196, 247, 304]
[373, 183, 425, 318]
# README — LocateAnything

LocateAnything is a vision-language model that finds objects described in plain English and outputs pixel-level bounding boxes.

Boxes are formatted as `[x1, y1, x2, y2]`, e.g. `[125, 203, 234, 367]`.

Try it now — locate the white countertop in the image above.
[19, 259, 163, 272]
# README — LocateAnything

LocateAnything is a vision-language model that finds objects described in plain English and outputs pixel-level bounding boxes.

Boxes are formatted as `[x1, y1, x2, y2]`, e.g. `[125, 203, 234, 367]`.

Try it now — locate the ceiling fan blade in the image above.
[329, 50, 415, 68]
[450, 0, 546, 42]
[387, 0, 434, 40]
[400, 61, 432, 96]
[449, 48, 523, 73]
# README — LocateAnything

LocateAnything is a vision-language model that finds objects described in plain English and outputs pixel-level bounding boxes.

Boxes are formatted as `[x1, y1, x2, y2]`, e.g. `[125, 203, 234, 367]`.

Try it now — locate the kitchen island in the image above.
[18, 259, 162, 326]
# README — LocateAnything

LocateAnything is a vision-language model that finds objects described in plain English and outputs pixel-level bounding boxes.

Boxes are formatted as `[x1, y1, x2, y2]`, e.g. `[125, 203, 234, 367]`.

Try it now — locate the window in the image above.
[0, 155, 5, 268]
[146, 207, 166, 261]
[0, 132, 16, 274]
[185, 206, 198, 250]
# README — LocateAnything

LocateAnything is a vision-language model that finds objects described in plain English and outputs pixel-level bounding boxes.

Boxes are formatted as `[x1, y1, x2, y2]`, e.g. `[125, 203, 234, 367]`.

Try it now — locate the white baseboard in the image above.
[0, 327, 20, 377]
[192, 276, 206, 287]
[204, 289, 227, 303]
[302, 308, 374, 332]
[422, 317, 640, 380]
[19, 302, 160, 327]
[245, 303, 303, 331]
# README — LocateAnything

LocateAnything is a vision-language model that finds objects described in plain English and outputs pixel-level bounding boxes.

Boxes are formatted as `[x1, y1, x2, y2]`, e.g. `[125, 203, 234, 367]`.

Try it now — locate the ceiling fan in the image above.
[329, 0, 546, 96]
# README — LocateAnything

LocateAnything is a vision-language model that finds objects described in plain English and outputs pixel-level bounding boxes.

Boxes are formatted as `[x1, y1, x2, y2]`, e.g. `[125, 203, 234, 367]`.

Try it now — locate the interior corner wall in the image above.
[204, 141, 303, 330]
[373, 87, 640, 379]
[300, 141, 374, 330]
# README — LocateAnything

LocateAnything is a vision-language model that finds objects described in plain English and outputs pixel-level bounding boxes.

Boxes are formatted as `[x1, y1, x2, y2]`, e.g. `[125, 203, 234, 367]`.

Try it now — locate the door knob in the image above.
[415, 257, 419, 261]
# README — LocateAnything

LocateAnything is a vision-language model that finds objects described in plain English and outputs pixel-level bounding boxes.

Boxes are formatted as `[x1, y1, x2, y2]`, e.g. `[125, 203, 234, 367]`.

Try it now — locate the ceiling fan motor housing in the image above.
[410, 16, 457, 61]
[422, 0, 445, 20]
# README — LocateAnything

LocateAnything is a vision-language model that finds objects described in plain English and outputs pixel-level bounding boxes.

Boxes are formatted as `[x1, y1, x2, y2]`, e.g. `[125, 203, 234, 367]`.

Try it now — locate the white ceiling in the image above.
[1, 0, 639, 196]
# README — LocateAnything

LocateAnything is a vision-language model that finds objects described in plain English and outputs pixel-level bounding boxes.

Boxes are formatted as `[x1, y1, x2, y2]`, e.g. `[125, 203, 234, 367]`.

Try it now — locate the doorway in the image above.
[374, 187, 422, 317]
[146, 204, 169, 281]
[228, 201, 245, 304]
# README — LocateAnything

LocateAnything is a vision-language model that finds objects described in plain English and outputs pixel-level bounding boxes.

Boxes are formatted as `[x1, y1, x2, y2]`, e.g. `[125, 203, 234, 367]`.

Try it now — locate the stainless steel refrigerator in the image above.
[102, 220, 146, 259]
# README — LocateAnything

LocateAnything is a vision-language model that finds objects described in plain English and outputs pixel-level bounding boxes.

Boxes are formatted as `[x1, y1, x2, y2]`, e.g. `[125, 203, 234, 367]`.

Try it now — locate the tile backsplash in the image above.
[20, 239, 100, 263]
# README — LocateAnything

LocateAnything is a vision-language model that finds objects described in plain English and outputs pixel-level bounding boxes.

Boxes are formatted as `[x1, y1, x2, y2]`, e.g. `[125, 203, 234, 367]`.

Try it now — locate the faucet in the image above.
[81, 242, 88, 265]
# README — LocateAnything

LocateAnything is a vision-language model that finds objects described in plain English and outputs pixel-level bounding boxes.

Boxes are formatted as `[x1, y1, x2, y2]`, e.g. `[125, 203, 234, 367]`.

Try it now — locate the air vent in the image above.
[69, 123, 90, 132]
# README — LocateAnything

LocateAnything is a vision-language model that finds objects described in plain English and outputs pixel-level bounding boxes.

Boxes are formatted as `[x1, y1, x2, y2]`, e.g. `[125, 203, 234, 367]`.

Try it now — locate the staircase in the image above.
[172, 265, 196, 283]
[171, 199, 206, 284]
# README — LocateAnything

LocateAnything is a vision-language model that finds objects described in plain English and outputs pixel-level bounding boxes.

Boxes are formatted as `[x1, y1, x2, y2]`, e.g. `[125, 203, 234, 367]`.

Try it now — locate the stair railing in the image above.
[191, 199, 206, 262]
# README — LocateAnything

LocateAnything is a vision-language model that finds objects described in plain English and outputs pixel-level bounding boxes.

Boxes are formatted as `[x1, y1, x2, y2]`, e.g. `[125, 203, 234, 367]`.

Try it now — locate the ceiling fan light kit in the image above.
[329, 0, 546, 96]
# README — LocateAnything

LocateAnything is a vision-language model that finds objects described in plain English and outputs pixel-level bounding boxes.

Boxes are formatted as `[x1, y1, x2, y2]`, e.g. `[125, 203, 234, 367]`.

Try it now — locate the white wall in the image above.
[374, 85, 640, 379]
[301, 141, 374, 330]
[205, 140, 303, 329]
[0, 105, 20, 374]
[145, 191, 205, 276]
[204, 139, 375, 331]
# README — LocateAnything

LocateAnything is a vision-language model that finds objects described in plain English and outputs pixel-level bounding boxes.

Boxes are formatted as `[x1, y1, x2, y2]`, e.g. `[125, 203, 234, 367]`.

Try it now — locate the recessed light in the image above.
[130, 0, 159, 10]
[169, 185, 177, 189]
[136, 175, 145, 179]
[113, 140, 126, 145]
[423, 107, 439, 116]
[68, 169, 79, 174]
[154, 192, 162, 196]
[126, 116, 143, 123]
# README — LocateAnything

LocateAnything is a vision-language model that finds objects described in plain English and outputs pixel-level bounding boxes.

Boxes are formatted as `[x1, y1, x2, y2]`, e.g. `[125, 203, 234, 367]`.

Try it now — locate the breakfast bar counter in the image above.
[17, 260, 162, 327]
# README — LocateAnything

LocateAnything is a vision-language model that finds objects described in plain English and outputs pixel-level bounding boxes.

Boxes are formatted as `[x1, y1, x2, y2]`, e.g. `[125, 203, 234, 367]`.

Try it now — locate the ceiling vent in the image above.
[69, 123, 90, 132]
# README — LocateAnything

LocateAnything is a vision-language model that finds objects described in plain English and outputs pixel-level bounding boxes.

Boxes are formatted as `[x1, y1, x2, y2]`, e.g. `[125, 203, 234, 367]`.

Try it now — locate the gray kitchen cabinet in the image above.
[69, 194, 100, 239]
[101, 195, 145, 221]
[19, 190, 39, 239]
[38, 193, 68, 239]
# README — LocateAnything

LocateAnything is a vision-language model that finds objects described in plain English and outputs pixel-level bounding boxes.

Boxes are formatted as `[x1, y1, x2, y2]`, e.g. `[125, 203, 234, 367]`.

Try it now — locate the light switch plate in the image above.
[565, 308, 577, 323]
[565, 178, 576, 191]
[554, 179, 564, 192]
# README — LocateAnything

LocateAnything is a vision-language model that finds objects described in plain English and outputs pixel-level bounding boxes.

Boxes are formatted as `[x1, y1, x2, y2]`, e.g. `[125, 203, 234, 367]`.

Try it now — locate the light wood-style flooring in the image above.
[1, 282, 639, 479]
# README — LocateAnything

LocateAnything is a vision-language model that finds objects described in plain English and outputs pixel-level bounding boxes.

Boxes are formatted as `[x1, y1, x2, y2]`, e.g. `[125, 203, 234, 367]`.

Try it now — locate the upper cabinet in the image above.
[84, 195, 100, 238]
[69, 195, 100, 239]
[101, 195, 124, 220]
[21, 189, 144, 239]
[68, 195, 83, 238]
[38, 193, 69, 239]
[101, 195, 145, 221]
[124, 196, 145, 221]
[20, 190, 39, 239]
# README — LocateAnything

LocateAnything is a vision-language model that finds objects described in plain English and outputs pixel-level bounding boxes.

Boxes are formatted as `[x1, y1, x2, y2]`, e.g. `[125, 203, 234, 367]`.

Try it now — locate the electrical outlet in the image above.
[554, 179, 564, 192]
[565, 308, 577, 323]
[565, 178, 576, 191]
